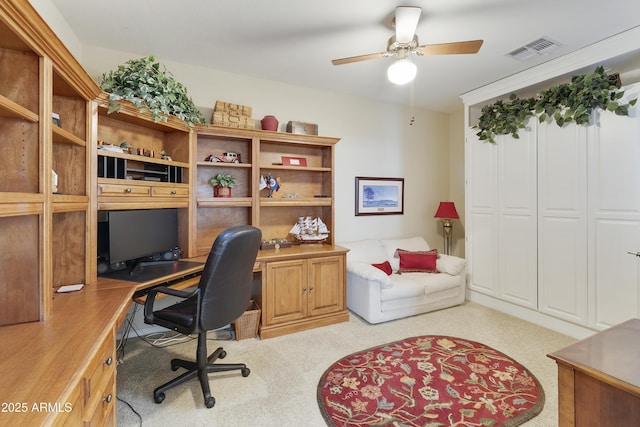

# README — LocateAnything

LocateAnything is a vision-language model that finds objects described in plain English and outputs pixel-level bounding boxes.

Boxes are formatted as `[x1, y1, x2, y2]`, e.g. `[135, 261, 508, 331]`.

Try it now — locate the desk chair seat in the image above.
[144, 225, 261, 408]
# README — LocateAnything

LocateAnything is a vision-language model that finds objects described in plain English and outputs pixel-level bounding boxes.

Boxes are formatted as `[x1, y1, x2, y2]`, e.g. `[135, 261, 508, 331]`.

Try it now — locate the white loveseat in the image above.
[338, 237, 466, 324]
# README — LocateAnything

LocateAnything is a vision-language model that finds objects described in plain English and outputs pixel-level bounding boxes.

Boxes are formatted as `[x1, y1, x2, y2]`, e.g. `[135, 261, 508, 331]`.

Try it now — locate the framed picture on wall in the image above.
[355, 177, 404, 216]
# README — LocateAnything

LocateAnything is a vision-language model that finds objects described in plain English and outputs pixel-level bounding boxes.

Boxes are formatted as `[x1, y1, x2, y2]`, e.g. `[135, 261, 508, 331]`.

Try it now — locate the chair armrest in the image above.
[143, 286, 200, 324]
[346, 261, 392, 288]
[436, 254, 467, 276]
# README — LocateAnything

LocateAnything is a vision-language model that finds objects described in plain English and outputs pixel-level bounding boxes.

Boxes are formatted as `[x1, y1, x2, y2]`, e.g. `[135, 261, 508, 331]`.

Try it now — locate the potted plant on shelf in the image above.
[209, 173, 235, 197]
[99, 55, 207, 128]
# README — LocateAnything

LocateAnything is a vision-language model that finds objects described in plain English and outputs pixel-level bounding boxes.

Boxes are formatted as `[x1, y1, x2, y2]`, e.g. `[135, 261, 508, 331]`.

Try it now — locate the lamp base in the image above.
[441, 219, 453, 256]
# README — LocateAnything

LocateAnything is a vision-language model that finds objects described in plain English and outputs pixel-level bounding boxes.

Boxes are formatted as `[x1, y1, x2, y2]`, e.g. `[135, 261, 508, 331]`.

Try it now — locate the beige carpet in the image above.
[115, 302, 576, 426]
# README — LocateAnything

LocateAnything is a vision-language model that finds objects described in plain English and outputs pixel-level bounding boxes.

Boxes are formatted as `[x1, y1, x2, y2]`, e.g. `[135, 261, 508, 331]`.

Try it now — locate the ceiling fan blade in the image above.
[417, 40, 484, 55]
[395, 6, 421, 44]
[331, 52, 387, 66]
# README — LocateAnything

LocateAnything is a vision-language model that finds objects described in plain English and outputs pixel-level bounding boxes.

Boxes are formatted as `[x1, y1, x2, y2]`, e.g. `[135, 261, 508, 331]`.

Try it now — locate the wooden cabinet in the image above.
[95, 95, 194, 258]
[548, 319, 640, 427]
[193, 126, 339, 256]
[0, 0, 100, 325]
[259, 248, 348, 339]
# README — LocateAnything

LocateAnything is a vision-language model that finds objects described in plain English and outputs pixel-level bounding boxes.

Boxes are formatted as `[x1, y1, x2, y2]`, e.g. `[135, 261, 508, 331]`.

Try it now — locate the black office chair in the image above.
[143, 225, 262, 408]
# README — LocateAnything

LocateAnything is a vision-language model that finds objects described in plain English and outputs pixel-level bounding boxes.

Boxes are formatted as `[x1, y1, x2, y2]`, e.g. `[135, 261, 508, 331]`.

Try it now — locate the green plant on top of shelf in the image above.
[99, 55, 206, 128]
[474, 66, 637, 144]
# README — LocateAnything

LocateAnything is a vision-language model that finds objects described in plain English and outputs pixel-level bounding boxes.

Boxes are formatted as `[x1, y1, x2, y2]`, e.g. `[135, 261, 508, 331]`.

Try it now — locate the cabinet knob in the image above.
[125, 188, 132, 193]
[302, 288, 307, 292]
[309, 287, 314, 291]
[104, 394, 113, 403]
[171, 190, 177, 195]
[104, 356, 113, 366]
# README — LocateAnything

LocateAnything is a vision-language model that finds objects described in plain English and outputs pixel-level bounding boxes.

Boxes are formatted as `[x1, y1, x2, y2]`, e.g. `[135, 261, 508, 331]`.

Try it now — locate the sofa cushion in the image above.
[340, 239, 388, 264]
[346, 261, 393, 289]
[380, 237, 431, 271]
[436, 254, 467, 276]
[380, 274, 428, 301]
[372, 260, 393, 275]
[397, 249, 438, 273]
[380, 272, 461, 302]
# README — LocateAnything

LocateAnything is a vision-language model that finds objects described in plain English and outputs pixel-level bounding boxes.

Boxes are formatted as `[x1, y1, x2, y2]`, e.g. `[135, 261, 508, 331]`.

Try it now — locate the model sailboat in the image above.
[289, 216, 329, 243]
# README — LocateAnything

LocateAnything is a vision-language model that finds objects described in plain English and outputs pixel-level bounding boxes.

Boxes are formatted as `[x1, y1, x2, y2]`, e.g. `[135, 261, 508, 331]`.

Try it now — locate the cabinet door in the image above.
[466, 131, 499, 296]
[264, 259, 307, 325]
[308, 255, 344, 317]
[497, 123, 538, 309]
[538, 120, 588, 324]
[588, 83, 640, 330]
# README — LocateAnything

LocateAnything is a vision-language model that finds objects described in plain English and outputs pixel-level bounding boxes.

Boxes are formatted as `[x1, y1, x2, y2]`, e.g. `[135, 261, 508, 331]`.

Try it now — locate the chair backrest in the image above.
[198, 225, 262, 331]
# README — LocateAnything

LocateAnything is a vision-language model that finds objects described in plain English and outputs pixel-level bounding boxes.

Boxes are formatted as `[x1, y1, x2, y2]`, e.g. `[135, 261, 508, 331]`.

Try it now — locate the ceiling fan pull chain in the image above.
[409, 81, 415, 125]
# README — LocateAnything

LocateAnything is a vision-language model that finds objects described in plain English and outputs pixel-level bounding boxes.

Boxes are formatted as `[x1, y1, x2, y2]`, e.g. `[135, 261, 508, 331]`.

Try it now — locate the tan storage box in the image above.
[212, 112, 256, 129]
[286, 121, 318, 135]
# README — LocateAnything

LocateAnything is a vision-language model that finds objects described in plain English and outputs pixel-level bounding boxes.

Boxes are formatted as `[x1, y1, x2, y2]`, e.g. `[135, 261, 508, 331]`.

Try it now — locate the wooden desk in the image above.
[547, 318, 640, 427]
[0, 286, 132, 426]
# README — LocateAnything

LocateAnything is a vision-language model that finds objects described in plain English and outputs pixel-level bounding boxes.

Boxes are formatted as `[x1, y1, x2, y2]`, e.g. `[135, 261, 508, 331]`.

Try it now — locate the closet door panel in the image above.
[467, 133, 498, 295]
[497, 127, 537, 308]
[589, 85, 640, 329]
[538, 121, 587, 323]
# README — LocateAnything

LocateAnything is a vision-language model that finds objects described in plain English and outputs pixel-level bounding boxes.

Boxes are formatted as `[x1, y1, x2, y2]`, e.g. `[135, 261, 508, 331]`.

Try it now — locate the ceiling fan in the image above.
[331, 6, 483, 84]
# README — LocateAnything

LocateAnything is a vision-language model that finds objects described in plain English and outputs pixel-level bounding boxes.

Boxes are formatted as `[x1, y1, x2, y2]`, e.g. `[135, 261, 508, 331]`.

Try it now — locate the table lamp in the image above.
[434, 202, 459, 255]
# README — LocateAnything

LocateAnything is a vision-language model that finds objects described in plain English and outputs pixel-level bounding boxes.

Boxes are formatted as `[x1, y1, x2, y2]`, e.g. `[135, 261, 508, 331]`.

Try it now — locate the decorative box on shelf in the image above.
[212, 101, 255, 129]
[286, 121, 318, 135]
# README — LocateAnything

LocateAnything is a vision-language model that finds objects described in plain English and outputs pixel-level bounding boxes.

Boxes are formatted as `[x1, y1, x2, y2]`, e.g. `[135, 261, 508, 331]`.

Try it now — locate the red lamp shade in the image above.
[434, 202, 459, 219]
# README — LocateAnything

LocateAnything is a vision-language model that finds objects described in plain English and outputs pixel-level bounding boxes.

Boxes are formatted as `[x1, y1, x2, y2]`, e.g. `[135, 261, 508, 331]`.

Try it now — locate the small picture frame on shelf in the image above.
[355, 176, 404, 216]
[282, 156, 307, 167]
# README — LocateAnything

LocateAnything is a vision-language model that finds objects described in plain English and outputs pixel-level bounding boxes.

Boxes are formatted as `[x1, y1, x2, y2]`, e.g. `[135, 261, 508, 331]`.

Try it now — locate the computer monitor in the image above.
[106, 208, 179, 265]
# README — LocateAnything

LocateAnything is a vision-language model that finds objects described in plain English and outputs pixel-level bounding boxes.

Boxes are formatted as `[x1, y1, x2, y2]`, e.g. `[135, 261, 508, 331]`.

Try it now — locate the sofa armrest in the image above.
[436, 254, 467, 276]
[346, 261, 393, 289]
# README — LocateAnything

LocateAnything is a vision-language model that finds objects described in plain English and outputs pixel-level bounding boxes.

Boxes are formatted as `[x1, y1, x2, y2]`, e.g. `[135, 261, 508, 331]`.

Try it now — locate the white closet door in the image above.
[466, 131, 498, 296]
[588, 83, 640, 330]
[497, 122, 538, 308]
[537, 121, 588, 324]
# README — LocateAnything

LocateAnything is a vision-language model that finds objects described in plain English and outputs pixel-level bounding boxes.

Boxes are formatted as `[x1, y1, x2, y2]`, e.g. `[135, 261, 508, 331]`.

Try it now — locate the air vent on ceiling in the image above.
[507, 37, 560, 61]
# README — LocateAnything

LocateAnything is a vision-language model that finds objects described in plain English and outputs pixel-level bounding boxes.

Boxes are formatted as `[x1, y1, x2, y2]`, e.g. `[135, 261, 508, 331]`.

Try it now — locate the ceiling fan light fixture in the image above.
[387, 57, 417, 85]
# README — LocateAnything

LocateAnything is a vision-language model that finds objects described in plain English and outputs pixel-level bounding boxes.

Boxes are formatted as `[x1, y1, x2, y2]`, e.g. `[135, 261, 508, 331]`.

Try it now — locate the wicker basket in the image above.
[234, 300, 261, 340]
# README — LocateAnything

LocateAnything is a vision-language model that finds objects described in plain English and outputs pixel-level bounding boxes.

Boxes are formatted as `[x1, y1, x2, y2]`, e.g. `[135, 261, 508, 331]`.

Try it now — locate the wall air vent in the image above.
[507, 37, 560, 61]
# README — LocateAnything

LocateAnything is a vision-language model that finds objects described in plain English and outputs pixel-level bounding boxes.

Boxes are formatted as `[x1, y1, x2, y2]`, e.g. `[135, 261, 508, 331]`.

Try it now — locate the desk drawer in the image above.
[84, 374, 115, 427]
[152, 186, 189, 197]
[98, 182, 150, 196]
[83, 334, 115, 410]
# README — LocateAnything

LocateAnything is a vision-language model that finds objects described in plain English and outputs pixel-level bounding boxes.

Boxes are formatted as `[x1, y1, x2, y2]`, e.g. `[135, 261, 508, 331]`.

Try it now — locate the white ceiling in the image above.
[50, 0, 640, 113]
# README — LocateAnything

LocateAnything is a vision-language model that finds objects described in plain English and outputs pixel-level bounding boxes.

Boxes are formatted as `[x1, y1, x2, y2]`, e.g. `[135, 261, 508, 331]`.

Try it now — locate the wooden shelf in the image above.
[196, 161, 252, 169]
[260, 197, 332, 207]
[0, 93, 38, 122]
[98, 149, 190, 168]
[197, 197, 252, 207]
[52, 125, 86, 146]
[260, 164, 331, 172]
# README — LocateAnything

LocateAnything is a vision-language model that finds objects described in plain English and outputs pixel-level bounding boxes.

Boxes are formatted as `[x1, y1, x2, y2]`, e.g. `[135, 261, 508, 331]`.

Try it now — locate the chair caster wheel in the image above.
[154, 392, 165, 404]
[241, 367, 251, 377]
[219, 350, 227, 359]
[170, 360, 180, 371]
[205, 396, 215, 408]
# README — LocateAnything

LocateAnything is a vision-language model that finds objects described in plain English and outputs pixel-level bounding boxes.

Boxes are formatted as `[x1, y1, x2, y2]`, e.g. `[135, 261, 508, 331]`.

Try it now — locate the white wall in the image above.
[32, 0, 461, 250]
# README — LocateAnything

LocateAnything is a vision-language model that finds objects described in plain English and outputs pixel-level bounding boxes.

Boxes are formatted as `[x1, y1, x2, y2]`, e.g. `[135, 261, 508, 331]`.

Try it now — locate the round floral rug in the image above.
[317, 335, 544, 427]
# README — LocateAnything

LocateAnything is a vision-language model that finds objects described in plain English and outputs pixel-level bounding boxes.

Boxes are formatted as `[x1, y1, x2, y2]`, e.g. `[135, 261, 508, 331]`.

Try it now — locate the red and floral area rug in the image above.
[317, 336, 544, 427]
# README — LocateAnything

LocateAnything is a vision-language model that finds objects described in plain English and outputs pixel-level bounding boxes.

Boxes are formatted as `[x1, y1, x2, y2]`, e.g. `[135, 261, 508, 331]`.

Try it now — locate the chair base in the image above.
[153, 334, 250, 408]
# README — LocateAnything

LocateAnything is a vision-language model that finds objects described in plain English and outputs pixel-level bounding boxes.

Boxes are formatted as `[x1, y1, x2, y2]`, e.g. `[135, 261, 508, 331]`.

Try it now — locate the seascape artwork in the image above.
[362, 185, 398, 207]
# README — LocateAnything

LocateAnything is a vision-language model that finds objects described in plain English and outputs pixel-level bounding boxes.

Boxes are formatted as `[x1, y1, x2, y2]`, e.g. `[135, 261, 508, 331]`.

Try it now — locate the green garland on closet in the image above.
[474, 66, 637, 144]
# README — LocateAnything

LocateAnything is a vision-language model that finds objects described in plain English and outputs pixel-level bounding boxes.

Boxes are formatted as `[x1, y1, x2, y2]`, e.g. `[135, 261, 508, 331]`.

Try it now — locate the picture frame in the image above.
[282, 156, 307, 167]
[355, 177, 404, 216]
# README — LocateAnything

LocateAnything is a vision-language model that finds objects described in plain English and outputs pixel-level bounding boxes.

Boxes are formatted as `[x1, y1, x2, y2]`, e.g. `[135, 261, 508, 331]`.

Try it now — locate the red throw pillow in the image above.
[371, 261, 393, 275]
[397, 248, 438, 273]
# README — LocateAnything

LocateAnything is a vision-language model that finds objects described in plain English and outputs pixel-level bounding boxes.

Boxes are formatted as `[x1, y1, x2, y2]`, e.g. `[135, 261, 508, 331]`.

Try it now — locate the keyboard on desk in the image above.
[133, 271, 202, 301]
